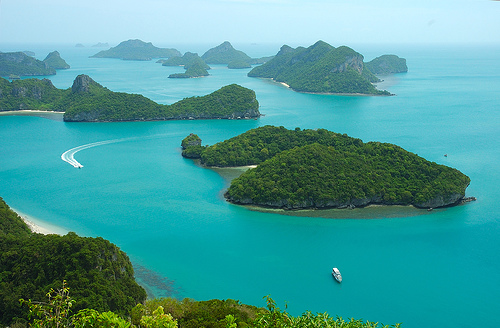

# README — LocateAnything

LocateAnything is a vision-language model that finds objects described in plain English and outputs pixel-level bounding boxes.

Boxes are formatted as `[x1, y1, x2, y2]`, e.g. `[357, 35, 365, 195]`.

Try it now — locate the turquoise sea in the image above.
[1, 43, 499, 327]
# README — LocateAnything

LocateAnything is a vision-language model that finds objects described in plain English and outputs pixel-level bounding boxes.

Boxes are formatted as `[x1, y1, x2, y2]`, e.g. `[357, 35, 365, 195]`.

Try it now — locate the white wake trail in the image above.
[61, 138, 135, 168]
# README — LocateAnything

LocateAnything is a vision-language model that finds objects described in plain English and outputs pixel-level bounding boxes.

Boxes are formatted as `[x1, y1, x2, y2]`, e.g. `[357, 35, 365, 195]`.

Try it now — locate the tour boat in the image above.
[332, 267, 342, 283]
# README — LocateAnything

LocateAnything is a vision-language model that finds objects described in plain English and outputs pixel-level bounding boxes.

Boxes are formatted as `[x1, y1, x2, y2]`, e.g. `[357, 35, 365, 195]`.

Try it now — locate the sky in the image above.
[0, 0, 499, 47]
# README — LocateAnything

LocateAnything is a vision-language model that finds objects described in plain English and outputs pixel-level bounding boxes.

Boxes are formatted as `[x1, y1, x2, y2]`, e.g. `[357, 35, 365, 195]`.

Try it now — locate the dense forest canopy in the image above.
[248, 40, 392, 95]
[0, 197, 146, 326]
[0, 52, 56, 77]
[0, 75, 260, 121]
[183, 126, 470, 209]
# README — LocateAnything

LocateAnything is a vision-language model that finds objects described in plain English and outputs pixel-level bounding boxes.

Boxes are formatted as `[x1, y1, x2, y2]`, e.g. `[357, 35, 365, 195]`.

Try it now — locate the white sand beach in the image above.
[12, 208, 68, 235]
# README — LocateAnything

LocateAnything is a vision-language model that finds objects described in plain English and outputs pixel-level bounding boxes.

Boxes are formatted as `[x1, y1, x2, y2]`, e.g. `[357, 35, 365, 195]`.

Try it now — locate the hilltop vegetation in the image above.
[164, 52, 211, 78]
[365, 55, 408, 75]
[184, 126, 470, 209]
[201, 41, 253, 65]
[42, 51, 70, 69]
[248, 40, 392, 95]
[0, 197, 146, 326]
[90, 39, 181, 61]
[0, 75, 260, 121]
[201, 41, 274, 69]
[0, 52, 56, 77]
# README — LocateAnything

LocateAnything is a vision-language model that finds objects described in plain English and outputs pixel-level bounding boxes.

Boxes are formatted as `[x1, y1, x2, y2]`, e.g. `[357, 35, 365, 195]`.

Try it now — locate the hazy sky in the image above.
[0, 0, 499, 46]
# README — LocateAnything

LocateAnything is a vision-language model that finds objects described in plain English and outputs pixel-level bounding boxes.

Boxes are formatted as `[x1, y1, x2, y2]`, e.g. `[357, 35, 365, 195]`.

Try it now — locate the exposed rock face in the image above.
[226, 193, 466, 210]
[331, 55, 364, 74]
[71, 74, 98, 93]
[413, 193, 464, 209]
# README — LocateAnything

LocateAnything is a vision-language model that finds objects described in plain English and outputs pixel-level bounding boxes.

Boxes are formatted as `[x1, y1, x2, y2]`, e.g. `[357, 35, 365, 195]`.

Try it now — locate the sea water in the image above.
[0, 43, 499, 328]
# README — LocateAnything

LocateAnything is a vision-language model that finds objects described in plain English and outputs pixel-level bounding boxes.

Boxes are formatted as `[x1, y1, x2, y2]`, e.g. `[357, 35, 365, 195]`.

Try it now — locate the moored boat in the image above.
[332, 267, 342, 283]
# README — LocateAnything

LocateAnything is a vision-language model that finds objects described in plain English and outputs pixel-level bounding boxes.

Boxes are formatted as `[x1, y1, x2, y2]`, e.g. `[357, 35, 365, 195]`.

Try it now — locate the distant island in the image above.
[92, 42, 110, 48]
[201, 41, 273, 69]
[42, 51, 70, 69]
[182, 126, 471, 210]
[365, 55, 408, 75]
[0, 51, 71, 77]
[160, 52, 211, 78]
[248, 40, 399, 95]
[90, 39, 181, 61]
[0, 75, 260, 121]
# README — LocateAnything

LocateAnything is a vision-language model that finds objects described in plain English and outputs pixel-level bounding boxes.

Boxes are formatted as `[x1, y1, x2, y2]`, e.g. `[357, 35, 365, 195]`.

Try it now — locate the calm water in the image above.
[1, 43, 499, 327]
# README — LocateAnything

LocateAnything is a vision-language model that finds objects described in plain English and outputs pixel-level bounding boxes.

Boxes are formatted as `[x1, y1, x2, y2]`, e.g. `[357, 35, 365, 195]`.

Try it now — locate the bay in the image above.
[0, 43, 499, 327]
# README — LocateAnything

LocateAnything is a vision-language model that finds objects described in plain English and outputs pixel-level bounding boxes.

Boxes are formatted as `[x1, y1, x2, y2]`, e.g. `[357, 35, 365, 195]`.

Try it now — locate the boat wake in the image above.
[61, 137, 136, 168]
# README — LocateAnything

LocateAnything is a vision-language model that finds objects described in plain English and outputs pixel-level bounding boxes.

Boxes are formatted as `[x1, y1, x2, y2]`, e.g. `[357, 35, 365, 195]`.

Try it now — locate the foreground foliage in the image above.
[0, 198, 146, 326]
[20, 286, 401, 328]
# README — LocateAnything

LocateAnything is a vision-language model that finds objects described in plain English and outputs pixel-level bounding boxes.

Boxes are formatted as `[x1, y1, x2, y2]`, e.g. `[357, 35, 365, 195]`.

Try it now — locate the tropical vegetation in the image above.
[183, 126, 470, 209]
[0, 52, 56, 77]
[365, 55, 408, 75]
[0, 197, 146, 326]
[248, 41, 391, 95]
[0, 75, 260, 121]
[42, 51, 71, 70]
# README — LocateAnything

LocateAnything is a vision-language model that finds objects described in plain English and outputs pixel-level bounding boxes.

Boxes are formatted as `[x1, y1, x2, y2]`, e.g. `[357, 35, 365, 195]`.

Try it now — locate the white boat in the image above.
[332, 267, 342, 283]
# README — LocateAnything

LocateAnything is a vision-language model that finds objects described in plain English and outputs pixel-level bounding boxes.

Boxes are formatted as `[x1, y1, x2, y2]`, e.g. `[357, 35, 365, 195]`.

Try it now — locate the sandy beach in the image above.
[0, 110, 64, 121]
[12, 208, 67, 235]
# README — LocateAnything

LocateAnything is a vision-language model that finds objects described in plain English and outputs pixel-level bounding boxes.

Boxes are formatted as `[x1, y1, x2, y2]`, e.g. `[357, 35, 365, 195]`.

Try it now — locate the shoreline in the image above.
[0, 110, 65, 121]
[12, 207, 68, 235]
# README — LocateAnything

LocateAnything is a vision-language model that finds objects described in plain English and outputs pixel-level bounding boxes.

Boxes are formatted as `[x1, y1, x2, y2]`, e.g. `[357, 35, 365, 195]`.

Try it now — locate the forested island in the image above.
[0, 75, 260, 121]
[201, 41, 274, 69]
[0, 51, 70, 77]
[90, 39, 181, 61]
[160, 52, 211, 78]
[247, 40, 397, 95]
[365, 55, 408, 75]
[42, 51, 70, 70]
[0, 196, 401, 327]
[182, 126, 471, 210]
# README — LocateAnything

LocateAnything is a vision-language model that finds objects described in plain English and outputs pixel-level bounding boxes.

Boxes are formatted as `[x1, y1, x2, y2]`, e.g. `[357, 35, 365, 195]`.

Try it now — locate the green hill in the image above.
[0, 52, 56, 77]
[365, 54, 408, 74]
[164, 52, 210, 78]
[248, 41, 391, 95]
[0, 75, 260, 121]
[43, 51, 70, 69]
[201, 41, 252, 65]
[184, 126, 470, 209]
[90, 39, 181, 61]
[0, 197, 146, 325]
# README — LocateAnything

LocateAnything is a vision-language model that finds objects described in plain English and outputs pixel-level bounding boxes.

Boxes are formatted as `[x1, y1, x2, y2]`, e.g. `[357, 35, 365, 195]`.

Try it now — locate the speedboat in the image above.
[332, 267, 342, 283]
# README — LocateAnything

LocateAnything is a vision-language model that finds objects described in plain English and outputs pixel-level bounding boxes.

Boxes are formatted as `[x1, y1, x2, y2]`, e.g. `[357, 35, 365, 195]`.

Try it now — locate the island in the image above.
[182, 126, 471, 210]
[365, 54, 408, 75]
[90, 39, 181, 61]
[161, 52, 211, 78]
[0, 75, 260, 121]
[0, 52, 56, 76]
[42, 51, 70, 69]
[247, 40, 396, 95]
[201, 41, 274, 69]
